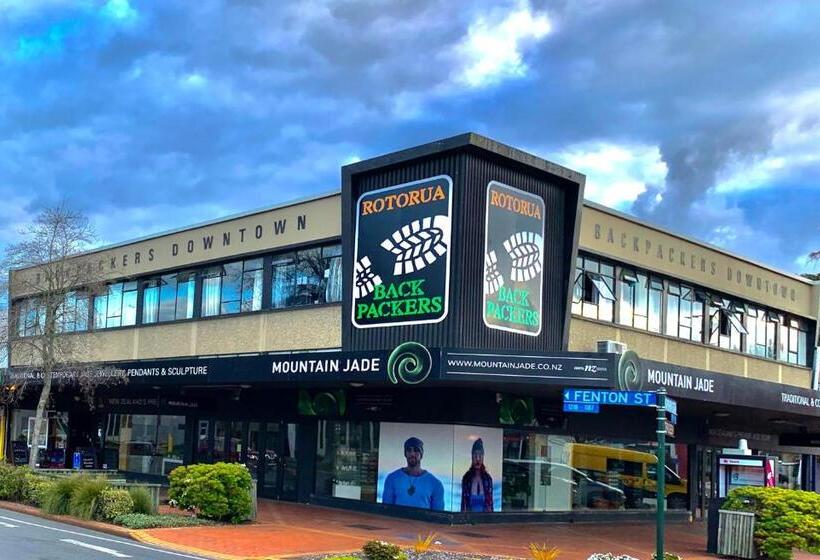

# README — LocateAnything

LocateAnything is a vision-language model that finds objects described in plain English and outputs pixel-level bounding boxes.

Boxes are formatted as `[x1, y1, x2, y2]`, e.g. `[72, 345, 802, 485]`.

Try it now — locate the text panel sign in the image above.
[563, 388, 657, 407]
[442, 350, 615, 386]
[483, 181, 546, 336]
[352, 176, 453, 328]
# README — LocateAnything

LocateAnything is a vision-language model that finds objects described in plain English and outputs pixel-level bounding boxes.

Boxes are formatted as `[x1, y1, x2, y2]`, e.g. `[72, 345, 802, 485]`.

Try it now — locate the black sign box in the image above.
[342, 133, 585, 353]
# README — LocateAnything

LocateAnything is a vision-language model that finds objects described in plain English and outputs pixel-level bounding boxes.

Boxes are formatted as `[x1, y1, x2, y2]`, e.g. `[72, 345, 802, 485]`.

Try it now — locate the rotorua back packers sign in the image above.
[483, 181, 546, 336]
[352, 175, 453, 328]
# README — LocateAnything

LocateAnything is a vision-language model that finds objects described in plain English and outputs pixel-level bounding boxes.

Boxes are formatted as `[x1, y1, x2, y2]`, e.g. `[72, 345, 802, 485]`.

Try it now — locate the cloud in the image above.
[0, 0, 818, 279]
[454, 0, 552, 88]
[552, 141, 667, 209]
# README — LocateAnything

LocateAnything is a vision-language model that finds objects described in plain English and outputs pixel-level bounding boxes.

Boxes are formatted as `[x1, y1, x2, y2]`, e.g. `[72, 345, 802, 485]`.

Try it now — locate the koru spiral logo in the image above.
[387, 342, 432, 385]
[617, 350, 645, 391]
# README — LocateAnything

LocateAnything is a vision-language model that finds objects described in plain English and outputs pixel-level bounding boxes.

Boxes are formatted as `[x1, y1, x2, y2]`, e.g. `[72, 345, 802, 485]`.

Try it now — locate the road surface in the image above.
[0, 507, 210, 560]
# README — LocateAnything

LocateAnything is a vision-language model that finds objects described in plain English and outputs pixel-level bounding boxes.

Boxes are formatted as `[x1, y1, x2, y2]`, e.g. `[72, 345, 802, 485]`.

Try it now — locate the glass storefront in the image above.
[10, 409, 69, 468]
[313, 422, 690, 512]
[104, 414, 185, 475]
[315, 420, 380, 502]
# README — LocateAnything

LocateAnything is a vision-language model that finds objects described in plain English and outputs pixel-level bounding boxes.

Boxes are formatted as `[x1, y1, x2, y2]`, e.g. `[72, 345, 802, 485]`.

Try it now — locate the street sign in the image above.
[563, 388, 657, 408]
[666, 397, 678, 415]
[668, 412, 678, 425]
[563, 402, 599, 413]
[665, 420, 675, 438]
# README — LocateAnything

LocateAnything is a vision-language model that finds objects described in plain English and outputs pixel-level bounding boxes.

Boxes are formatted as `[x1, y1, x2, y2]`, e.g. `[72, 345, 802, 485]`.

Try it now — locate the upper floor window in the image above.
[201, 258, 263, 317]
[94, 281, 137, 329]
[780, 317, 808, 366]
[708, 298, 747, 352]
[58, 291, 89, 333]
[271, 244, 342, 309]
[15, 298, 44, 337]
[665, 282, 703, 342]
[142, 271, 195, 324]
[572, 256, 614, 322]
[745, 306, 778, 360]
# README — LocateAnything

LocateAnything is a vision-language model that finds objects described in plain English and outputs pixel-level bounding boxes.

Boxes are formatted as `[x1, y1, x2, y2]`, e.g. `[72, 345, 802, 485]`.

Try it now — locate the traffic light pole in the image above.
[656, 388, 667, 560]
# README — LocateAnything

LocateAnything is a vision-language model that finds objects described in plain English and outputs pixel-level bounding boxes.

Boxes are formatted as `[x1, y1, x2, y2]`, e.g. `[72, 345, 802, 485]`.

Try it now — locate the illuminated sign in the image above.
[352, 176, 453, 328]
[483, 181, 546, 335]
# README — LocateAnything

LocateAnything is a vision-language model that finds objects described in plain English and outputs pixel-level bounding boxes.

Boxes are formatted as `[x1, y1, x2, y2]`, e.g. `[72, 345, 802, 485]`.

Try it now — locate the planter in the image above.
[718, 509, 757, 559]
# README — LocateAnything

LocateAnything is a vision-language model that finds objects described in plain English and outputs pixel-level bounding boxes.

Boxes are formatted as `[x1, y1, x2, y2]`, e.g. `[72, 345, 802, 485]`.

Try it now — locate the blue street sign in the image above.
[563, 402, 600, 414]
[668, 413, 678, 425]
[563, 388, 657, 408]
[666, 397, 678, 416]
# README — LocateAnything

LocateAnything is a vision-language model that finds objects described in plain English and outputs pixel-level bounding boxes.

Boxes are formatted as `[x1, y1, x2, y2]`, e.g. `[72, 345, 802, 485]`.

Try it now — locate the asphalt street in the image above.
[0, 507, 210, 560]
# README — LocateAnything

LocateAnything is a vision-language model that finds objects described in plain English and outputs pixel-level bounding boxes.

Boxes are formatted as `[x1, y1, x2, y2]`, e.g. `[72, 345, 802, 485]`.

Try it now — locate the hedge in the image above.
[168, 462, 252, 523]
[724, 486, 820, 560]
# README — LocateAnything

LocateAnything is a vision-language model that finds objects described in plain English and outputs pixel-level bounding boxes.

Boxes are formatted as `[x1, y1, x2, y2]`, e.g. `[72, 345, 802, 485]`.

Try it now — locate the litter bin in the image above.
[72, 451, 82, 470]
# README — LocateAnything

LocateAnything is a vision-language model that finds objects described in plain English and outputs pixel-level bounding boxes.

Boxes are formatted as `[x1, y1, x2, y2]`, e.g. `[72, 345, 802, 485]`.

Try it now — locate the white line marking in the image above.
[61, 539, 132, 557]
[0, 521, 18, 528]
[0, 514, 205, 559]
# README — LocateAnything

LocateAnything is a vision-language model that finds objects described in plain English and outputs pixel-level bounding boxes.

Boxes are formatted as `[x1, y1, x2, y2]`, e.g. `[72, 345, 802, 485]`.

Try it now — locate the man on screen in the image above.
[382, 437, 445, 510]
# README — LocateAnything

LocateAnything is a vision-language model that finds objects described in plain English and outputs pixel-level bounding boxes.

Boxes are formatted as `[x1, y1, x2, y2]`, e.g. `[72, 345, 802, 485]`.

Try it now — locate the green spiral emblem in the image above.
[387, 342, 432, 385]
[617, 350, 644, 391]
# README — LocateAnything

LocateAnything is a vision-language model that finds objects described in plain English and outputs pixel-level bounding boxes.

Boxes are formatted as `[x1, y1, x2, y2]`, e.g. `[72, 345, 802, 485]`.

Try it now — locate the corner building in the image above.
[4, 134, 819, 523]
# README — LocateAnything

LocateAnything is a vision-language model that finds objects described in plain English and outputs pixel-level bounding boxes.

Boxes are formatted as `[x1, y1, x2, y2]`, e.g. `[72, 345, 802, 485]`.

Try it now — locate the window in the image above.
[271, 244, 342, 309]
[58, 291, 90, 333]
[15, 298, 45, 337]
[745, 306, 778, 359]
[665, 283, 701, 342]
[648, 277, 663, 333]
[93, 282, 137, 329]
[708, 298, 746, 351]
[201, 258, 263, 317]
[103, 414, 185, 476]
[572, 256, 614, 321]
[315, 421, 380, 503]
[142, 271, 195, 323]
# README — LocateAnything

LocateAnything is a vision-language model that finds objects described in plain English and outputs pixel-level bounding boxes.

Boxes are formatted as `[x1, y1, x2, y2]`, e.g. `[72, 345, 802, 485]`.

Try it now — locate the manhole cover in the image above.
[348, 524, 389, 531]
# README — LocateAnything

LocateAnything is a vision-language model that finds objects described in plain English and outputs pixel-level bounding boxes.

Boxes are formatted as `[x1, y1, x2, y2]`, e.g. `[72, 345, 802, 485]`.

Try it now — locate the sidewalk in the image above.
[133, 500, 713, 560]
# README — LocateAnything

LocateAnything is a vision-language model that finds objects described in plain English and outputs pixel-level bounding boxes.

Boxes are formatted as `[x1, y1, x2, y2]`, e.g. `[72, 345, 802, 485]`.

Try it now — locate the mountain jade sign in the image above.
[352, 175, 453, 328]
[483, 181, 546, 335]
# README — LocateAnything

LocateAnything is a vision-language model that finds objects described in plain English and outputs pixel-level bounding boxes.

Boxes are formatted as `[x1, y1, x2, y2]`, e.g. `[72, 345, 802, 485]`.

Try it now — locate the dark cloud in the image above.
[0, 0, 818, 273]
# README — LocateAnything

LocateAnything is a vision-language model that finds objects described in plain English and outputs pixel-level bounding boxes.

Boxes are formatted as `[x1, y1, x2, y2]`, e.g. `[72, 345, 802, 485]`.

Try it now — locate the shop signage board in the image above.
[616, 351, 820, 417]
[483, 181, 546, 336]
[351, 175, 453, 329]
[442, 350, 615, 386]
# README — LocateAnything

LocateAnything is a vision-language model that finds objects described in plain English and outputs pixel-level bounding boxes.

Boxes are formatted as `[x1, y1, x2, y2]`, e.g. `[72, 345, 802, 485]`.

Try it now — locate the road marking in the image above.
[61, 539, 132, 558]
[0, 521, 18, 528]
[0, 514, 205, 559]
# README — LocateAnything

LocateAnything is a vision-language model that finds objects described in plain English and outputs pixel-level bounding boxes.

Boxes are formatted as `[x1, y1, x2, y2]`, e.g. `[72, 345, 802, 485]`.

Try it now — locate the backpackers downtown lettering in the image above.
[355, 279, 443, 320]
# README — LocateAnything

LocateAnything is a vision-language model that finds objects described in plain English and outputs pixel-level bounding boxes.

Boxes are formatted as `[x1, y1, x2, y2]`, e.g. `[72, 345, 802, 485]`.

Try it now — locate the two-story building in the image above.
[3, 134, 818, 522]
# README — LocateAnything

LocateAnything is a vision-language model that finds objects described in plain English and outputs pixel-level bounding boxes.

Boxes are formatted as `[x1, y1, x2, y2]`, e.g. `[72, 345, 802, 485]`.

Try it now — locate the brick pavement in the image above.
[134, 500, 714, 560]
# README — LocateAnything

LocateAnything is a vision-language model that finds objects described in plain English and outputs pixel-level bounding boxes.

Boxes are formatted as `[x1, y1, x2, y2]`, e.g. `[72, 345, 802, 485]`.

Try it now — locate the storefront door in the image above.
[259, 422, 298, 500]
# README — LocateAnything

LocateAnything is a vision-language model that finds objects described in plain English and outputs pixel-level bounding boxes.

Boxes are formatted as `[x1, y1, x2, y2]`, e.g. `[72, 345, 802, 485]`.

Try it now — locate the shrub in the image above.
[112, 513, 214, 529]
[586, 555, 638, 560]
[42, 476, 83, 515]
[651, 554, 682, 560]
[26, 476, 55, 507]
[68, 478, 110, 520]
[362, 540, 407, 560]
[0, 465, 46, 503]
[128, 487, 155, 515]
[98, 488, 134, 521]
[529, 544, 560, 560]
[724, 487, 820, 560]
[168, 463, 252, 523]
[413, 532, 437, 554]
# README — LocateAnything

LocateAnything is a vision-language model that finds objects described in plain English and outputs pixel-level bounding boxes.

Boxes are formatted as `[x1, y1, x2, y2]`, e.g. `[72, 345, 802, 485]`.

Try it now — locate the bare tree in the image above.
[2, 205, 125, 468]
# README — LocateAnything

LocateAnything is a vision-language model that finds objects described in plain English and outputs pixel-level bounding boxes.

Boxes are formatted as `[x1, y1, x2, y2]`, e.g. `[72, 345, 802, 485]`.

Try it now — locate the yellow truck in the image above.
[568, 443, 689, 509]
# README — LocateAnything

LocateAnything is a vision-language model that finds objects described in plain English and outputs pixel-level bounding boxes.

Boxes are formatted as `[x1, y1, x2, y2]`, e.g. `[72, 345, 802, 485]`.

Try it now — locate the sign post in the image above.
[562, 387, 670, 560]
[656, 388, 667, 560]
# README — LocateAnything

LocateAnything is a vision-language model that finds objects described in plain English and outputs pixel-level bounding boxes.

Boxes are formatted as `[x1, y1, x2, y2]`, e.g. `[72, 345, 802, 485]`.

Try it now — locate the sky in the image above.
[1, 0, 819, 276]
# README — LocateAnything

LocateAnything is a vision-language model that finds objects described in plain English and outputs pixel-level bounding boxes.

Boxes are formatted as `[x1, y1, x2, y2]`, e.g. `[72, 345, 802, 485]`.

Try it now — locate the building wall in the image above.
[568, 316, 812, 389]
[10, 305, 342, 366]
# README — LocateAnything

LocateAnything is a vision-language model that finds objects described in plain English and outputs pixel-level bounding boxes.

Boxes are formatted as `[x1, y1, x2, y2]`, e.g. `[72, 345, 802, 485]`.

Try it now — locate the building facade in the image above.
[3, 134, 819, 522]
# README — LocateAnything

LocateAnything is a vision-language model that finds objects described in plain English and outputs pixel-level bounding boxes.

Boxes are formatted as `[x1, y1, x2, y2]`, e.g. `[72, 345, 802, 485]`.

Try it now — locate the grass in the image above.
[414, 532, 438, 554]
[529, 544, 560, 560]
[42, 476, 82, 516]
[128, 487, 155, 515]
[68, 478, 110, 520]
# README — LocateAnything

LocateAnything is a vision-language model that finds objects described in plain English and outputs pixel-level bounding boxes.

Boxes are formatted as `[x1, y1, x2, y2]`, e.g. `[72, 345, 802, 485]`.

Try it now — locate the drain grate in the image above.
[348, 524, 389, 531]
[454, 531, 492, 539]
